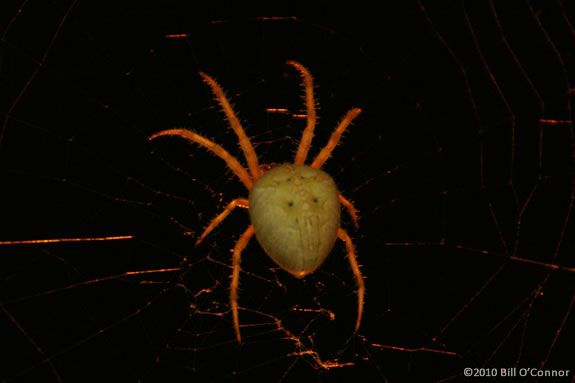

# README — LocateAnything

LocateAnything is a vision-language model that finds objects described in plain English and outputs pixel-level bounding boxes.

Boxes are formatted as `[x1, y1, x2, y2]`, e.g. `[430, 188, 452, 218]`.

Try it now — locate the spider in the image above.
[149, 61, 364, 343]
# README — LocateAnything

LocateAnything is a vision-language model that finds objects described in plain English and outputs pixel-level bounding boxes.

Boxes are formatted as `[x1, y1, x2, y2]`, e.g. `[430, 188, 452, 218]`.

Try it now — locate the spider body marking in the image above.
[150, 61, 364, 343]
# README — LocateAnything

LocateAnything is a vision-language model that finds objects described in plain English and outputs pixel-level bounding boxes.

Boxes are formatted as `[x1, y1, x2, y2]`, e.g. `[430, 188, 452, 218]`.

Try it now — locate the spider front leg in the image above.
[311, 108, 361, 169]
[287, 60, 317, 165]
[337, 228, 365, 333]
[231, 225, 255, 343]
[149, 129, 253, 189]
[195, 198, 249, 246]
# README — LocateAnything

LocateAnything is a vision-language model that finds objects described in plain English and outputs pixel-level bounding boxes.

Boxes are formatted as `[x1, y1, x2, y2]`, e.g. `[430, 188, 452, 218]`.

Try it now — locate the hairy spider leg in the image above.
[195, 198, 249, 246]
[338, 194, 360, 229]
[311, 108, 361, 169]
[200, 72, 262, 179]
[149, 129, 253, 189]
[337, 228, 365, 333]
[287, 61, 317, 166]
[231, 225, 255, 343]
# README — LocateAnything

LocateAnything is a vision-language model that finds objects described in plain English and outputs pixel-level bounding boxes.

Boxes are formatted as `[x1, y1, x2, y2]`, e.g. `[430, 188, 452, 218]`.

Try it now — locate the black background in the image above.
[1, 1, 574, 382]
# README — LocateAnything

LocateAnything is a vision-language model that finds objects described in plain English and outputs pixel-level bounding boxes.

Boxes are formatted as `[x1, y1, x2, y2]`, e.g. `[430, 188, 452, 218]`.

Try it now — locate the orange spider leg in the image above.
[311, 108, 362, 169]
[287, 61, 317, 165]
[149, 129, 253, 189]
[337, 228, 364, 333]
[195, 198, 249, 246]
[231, 225, 255, 343]
[199, 72, 262, 179]
[339, 194, 360, 229]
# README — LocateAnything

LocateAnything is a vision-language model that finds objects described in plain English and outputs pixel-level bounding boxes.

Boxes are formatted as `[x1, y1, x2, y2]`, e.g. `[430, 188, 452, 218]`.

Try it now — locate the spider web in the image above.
[1, 1, 574, 382]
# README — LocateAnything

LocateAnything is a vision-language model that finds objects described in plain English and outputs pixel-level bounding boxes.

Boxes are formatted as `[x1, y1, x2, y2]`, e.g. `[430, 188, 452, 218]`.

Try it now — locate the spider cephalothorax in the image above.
[150, 61, 363, 343]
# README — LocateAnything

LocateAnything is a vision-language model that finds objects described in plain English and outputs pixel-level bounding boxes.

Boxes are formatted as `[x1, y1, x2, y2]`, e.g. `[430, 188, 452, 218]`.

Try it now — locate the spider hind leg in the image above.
[337, 228, 365, 333]
[230, 225, 255, 343]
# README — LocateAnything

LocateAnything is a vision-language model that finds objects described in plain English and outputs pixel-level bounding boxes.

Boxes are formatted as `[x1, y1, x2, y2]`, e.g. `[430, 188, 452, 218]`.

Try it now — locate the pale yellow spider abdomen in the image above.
[249, 164, 340, 278]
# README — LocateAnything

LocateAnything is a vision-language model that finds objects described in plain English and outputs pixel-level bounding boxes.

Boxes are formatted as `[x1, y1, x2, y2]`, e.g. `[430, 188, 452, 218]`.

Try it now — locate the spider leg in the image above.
[231, 225, 255, 343]
[337, 228, 365, 333]
[339, 194, 360, 229]
[311, 108, 361, 169]
[287, 61, 317, 165]
[195, 198, 249, 246]
[200, 72, 262, 179]
[149, 129, 253, 189]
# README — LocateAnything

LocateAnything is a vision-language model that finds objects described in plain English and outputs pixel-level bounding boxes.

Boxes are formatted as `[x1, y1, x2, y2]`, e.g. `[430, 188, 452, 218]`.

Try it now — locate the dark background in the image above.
[1, 1, 574, 382]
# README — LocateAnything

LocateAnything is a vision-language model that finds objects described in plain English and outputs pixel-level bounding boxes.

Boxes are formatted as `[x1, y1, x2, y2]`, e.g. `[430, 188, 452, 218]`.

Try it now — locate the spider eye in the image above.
[313, 197, 318, 203]
[288, 201, 294, 207]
